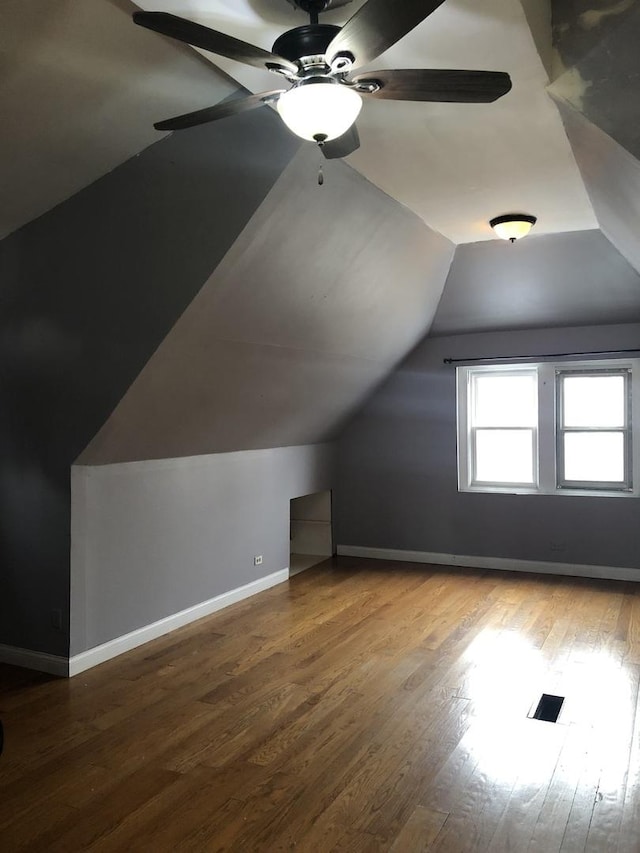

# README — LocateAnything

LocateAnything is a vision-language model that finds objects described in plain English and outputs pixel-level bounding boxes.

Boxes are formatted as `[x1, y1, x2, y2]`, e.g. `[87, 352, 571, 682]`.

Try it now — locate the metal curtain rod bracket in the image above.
[443, 347, 640, 365]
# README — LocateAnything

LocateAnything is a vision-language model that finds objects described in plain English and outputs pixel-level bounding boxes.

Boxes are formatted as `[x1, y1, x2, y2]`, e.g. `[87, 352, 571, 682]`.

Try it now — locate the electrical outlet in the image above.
[50, 609, 63, 631]
[254, 555, 263, 566]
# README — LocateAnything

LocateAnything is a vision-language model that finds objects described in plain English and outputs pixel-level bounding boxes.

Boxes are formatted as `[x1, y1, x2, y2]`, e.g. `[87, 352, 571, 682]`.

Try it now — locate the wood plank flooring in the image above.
[2, 557, 640, 851]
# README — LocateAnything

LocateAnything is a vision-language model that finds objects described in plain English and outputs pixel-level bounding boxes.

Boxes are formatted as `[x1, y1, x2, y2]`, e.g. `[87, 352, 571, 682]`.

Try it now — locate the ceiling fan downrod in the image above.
[287, 0, 353, 25]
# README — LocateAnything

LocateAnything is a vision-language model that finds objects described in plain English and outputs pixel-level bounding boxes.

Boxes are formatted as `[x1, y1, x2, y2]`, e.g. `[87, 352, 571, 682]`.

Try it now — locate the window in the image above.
[468, 369, 538, 488]
[556, 370, 631, 490]
[457, 359, 638, 497]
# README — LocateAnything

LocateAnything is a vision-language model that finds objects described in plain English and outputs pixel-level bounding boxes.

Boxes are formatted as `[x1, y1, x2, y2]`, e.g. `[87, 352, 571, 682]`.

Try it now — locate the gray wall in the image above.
[66, 146, 454, 659]
[431, 229, 640, 336]
[64, 143, 454, 662]
[0, 105, 299, 656]
[71, 444, 332, 654]
[335, 323, 640, 570]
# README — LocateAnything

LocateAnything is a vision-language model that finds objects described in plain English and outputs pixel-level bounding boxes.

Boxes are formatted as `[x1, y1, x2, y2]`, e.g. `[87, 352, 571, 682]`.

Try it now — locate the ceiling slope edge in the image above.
[77, 146, 455, 465]
[520, 0, 553, 79]
[555, 96, 640, 276]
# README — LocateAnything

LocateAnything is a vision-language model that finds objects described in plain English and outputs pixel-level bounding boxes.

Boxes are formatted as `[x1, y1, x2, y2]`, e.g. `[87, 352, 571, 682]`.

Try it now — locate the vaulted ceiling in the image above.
[3, 0, 638, 249]
[145, 0, 593, 245]
[0, 0, 238, 240]
[1, 0, 639, 460]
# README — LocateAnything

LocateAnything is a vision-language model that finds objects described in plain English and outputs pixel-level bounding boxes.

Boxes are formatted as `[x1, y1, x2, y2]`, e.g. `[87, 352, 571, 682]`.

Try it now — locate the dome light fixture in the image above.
[277, 78, 362, 143]
[490, 213, 537, 243]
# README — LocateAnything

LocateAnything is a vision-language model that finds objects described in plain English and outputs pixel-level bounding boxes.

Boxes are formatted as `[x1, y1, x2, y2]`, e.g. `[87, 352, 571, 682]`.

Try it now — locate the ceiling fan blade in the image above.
[326, 0, 446, 70]
[351, 69, 512, 102]
[154, 90, 284, 131]
[133, 12, 297, 75]
[322, 124, 361, 159]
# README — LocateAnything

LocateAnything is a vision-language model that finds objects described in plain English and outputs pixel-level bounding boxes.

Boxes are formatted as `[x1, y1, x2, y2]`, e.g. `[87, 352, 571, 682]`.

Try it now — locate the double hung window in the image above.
[457, 359, 638, 497]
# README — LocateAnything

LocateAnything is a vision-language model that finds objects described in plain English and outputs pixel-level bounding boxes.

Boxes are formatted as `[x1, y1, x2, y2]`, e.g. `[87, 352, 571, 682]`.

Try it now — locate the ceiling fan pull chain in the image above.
[314, 133, 327, 186]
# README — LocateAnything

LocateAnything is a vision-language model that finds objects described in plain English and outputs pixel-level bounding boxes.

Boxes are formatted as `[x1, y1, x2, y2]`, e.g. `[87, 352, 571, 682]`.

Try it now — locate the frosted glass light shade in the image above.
[277, 82, 362, 142]
[490, 214, 537, 242]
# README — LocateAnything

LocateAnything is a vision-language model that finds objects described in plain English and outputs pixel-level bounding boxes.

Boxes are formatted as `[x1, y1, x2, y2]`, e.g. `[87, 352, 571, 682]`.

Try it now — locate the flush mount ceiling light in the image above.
[277, 78, 362, 142]
[490, 214, 537, 243]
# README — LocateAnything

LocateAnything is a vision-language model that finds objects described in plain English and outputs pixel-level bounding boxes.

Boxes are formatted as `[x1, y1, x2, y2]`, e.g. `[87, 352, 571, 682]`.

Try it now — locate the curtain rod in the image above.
[443, 347, 640, 365]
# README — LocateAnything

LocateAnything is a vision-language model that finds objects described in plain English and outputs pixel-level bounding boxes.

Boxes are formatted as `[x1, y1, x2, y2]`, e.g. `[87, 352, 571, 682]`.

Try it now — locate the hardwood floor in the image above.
[2, 557, 640, 851]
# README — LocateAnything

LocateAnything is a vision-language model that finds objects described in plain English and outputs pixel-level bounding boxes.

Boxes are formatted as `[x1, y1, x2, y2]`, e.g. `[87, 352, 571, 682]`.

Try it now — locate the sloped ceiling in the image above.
[0, 103, 300, 475]
[549, 0, 640, 272]
[555, 100, 640, 277]
[3, 0, 636, 252]
[1, 0, 639, 455]
[550, 0, 640, 159]
[543, 0, 640, 276]
[0, 0, 237, 238]
[78, 145, 454, 464]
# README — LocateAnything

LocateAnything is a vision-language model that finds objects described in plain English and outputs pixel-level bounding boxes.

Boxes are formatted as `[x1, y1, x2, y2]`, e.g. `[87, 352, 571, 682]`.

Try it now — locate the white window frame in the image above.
[457, 358, 640, 498]
[556, 367, 632, 492]
[465, 367, 539, 490]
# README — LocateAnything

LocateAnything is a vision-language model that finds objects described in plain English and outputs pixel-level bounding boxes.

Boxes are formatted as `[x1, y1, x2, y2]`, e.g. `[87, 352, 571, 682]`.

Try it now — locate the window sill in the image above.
[459, 485, 638, 499]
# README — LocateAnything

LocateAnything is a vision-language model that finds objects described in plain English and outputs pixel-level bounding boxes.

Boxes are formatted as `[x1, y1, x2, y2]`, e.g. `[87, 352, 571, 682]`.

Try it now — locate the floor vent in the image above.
[530, 693, 564, 723]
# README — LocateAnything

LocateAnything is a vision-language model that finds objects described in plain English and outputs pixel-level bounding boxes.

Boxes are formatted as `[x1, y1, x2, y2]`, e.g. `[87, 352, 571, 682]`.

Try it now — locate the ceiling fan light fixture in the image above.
[490, 213, 537, 243]
[277, 80, 362, 142]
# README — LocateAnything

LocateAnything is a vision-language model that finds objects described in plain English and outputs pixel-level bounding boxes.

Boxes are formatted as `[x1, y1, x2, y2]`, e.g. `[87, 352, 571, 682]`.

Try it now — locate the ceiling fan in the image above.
[133, 0, 512, 160]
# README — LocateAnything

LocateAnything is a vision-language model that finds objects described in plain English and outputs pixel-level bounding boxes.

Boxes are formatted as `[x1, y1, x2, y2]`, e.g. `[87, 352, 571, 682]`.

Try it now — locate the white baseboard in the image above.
[68, 568, 289, 677]
[337, 545, 640, 583]
[0, 644, 69, 677]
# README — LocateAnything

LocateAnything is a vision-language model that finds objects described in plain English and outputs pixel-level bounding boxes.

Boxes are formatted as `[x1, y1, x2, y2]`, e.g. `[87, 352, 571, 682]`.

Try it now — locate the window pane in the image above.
[475, 429, 535, 483]
[473, 374, 537, 427]
[562, 374, 625, 428]
[563, 432, 625, 482]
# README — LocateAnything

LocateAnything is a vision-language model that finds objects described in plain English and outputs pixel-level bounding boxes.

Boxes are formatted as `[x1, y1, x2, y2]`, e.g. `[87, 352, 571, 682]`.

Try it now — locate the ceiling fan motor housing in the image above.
[272, 24, 341, 65]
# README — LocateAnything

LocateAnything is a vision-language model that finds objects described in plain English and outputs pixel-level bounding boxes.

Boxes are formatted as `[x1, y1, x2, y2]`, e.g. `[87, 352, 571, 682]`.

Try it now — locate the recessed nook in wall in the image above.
[290, 490, 333, 575]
